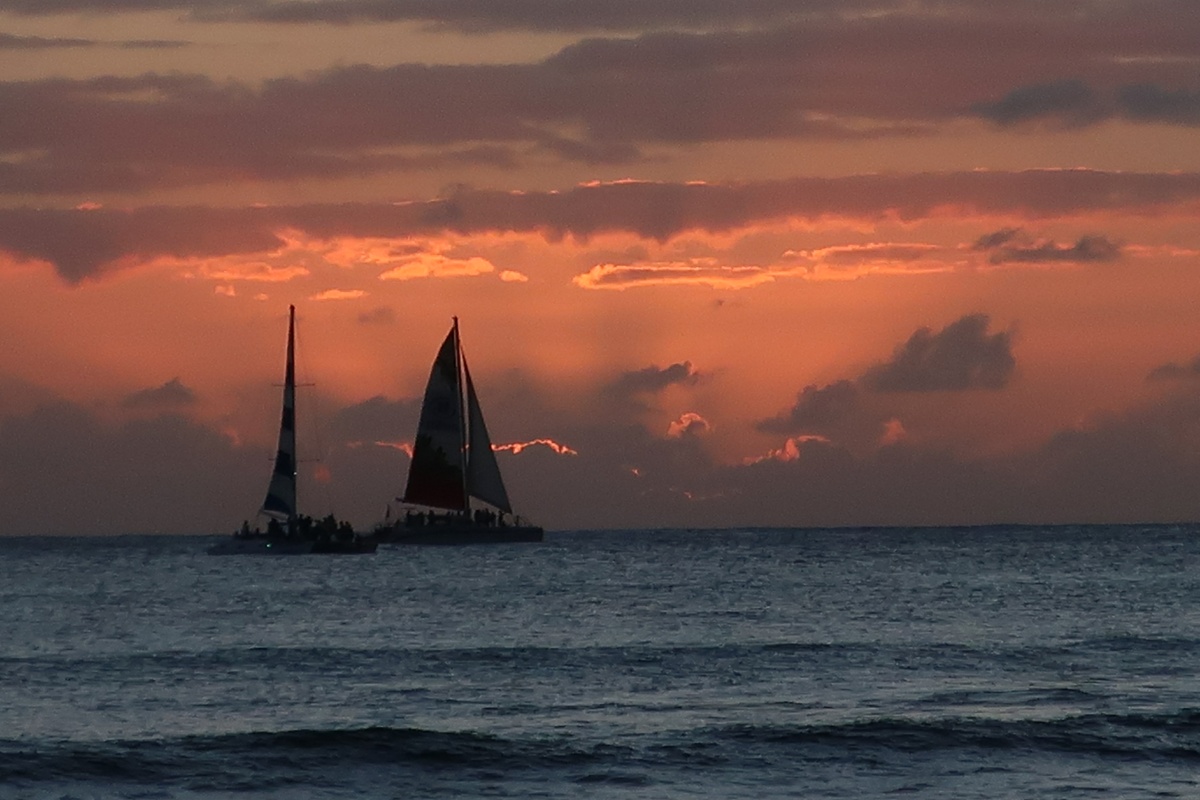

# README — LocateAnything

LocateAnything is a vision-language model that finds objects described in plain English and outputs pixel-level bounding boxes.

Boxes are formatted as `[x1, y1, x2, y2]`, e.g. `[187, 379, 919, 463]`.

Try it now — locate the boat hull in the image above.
[207, 535, 377, 555]
[375, 523, 543, 545]
[310, 538, 379, 554]
[207, 537, 314, 555]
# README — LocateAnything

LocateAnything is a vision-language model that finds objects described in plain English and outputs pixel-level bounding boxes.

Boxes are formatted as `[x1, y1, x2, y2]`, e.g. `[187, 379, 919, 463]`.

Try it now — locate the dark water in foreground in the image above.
[1, 526, 1198, 798]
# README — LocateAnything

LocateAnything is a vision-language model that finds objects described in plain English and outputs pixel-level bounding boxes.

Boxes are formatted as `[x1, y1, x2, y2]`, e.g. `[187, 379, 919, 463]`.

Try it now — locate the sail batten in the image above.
[464, 358, 512, 512]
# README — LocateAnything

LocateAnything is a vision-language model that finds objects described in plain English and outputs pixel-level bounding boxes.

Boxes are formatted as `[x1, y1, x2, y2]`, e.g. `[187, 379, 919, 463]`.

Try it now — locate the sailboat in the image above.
[376, 318, 543, 544]
[208, 305, 376, 555]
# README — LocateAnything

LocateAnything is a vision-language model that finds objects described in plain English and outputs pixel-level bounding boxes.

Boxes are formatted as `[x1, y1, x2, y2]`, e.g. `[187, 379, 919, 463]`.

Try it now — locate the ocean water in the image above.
[1, 525, 1198, 799]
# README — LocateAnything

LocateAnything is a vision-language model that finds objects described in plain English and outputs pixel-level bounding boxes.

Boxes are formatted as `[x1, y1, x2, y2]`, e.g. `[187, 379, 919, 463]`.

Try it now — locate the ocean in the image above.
[1, 525, 1198, 798]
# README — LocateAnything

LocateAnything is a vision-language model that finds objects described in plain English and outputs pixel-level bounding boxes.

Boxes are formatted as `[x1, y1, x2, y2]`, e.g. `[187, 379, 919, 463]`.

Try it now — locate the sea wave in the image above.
[0, 726, 598, 789]
[706, 711, 1200, 760]
[4, 710, 1199, 790]
[7, 633, 1197, 673]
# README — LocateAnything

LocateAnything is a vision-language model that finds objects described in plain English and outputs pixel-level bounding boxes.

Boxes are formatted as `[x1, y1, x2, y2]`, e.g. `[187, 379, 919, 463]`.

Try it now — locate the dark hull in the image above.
[207, 537, 312, 555]
[310, 538, 378, 554]
[375, 523, 543, 545]
[208, 536, 376, 555]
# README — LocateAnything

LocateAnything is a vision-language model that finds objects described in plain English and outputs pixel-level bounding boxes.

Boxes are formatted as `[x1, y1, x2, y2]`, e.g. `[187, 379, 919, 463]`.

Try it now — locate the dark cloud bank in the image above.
[758, 314, 1016, 438]
[0, 170, 1190, 282]
[1, 3, 1199, 198]
[7, 322, 1200, 534]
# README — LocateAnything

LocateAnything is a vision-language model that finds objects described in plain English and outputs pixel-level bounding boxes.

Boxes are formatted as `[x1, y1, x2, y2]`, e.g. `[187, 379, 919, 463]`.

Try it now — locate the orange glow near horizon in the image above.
[7, 2, 1200, 530]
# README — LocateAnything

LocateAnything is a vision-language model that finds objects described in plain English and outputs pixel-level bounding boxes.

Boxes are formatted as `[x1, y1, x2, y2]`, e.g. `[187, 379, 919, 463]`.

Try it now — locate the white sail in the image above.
[464, 358, 512, 513]
[261, 305, 297, 522]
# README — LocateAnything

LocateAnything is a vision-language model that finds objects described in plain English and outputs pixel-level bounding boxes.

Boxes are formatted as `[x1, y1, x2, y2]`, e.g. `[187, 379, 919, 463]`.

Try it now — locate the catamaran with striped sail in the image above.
[376, 318, 543, 544]
[208, 306, 376, 555]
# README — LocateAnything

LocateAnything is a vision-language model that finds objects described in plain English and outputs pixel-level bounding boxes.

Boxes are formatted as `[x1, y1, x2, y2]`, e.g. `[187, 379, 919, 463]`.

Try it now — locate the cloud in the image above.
[1119, 84, 1200, 126]
[974, 80, 1108, 127]
[0, 373, 61, 417]
[971, 227, 1022, 250]
[310, 288, 367, 301]
[0, 402, 262, 535]
[329, 395, 421, 444]
[861, 313, 1016, 392]
[377, 253, 495, 281]
[1, 171, 1197, 283]
[574, 261, 777, 290]
[494, 438, 579, 455]
[5, 4, 1200, 198]
[879, 417, 907, 446]
[800, 242, 944, 266]
[754, 316, 1016, 452]
[198, 262, 311, 283]
[223, 0, 847, 31]
[973, 229, 1122, 264]
[0, 32, 186, 49]
[0, 32, 95, 49]
[9, 342, 1200, 532]
[1147, 354, 1200, 382]
[783, 242, 955, 280]
[608, 361, 700, 398]
[121, 377, 198, 410]
[756, 380, 859, 435]
[742, 434, 830, 465]
[356, 306, 396, 325]
[667, 412, 711, 439]
[976, 81, 1200, 129]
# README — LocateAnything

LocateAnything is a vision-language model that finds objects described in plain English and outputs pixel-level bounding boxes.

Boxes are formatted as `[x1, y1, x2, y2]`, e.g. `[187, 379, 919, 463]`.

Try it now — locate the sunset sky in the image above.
[4, 0, 1200, 534]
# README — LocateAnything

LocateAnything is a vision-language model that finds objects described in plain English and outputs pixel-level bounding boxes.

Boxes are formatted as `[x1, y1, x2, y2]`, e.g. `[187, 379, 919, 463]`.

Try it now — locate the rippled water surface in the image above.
[2, 526, 1198, 798]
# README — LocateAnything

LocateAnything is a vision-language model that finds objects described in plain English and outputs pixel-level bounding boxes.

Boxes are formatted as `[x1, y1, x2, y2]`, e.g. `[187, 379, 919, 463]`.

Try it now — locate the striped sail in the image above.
[261, 305, 297, 522]
[403, 327, 467, 510]
[464, 358, 512, 513]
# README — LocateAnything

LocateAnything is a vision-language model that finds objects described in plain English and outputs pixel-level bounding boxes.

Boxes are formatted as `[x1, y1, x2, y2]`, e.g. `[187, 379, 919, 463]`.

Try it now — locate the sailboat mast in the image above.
[285, 304, 297, 531]
[262, 304, 299, 532]
[452, 316, 469, 514]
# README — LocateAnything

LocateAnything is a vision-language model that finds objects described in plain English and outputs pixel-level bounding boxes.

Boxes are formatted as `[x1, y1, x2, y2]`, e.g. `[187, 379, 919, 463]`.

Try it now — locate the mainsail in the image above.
[403, 319, 512, 513]
[403, 327, 468, 510]
[261, 305, 297, 522]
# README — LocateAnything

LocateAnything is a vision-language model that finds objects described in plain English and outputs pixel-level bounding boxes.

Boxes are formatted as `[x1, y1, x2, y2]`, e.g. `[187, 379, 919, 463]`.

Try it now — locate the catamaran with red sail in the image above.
[376, 318, 543, 544]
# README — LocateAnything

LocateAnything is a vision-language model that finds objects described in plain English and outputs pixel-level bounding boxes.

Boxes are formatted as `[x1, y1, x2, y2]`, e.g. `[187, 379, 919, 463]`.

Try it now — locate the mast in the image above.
[453, 316, 469, 514]
[402, 322, 468, 511]
[261, 305, 298, 531]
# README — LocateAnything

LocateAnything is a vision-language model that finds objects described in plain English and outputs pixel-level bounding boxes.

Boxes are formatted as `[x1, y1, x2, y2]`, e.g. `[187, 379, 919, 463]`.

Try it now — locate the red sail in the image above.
[402, 327, 467, 510]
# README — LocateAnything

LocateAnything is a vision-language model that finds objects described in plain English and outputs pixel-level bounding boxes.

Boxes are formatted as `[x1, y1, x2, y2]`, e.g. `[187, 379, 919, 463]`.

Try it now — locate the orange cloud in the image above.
[374, 440, 414, 457]
[379, 252, 496, 281]
[743, 435, 830, 465]
[6, 171, 1200, 283]
[880, 418, 908, 446]
[787, 242, 959, 278]
[310, 288, 367, 301]
[667, 412, 711, 438]
[574, 261, 778, 290]
[197, 262, 310, 283]
[495, 439, 579, 456]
